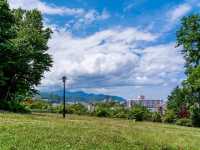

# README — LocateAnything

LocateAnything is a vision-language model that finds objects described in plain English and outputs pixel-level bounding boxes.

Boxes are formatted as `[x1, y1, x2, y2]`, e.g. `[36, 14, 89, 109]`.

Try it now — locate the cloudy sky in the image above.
[8, 0, 200, 100]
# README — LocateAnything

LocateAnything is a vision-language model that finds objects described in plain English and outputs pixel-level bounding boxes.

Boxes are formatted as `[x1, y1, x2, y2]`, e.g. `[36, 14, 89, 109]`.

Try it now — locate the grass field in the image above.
[0, 113, 200, 150]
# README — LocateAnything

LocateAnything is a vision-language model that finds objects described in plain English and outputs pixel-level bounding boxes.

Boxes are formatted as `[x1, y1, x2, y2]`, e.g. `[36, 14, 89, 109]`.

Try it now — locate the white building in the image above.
[126, 95, 164, 113]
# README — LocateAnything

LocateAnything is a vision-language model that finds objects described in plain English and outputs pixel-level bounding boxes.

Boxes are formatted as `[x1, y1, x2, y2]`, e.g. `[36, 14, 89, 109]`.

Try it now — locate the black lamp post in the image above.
[62, 76, 67, 118]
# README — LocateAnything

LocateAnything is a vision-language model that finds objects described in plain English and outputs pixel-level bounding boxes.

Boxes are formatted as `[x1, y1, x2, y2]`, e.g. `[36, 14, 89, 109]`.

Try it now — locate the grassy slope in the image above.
[0, 113, 200, 150]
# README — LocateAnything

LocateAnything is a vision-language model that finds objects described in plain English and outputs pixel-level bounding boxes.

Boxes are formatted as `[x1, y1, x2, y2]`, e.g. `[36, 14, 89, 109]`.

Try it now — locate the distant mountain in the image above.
[39, 90, 125, 103]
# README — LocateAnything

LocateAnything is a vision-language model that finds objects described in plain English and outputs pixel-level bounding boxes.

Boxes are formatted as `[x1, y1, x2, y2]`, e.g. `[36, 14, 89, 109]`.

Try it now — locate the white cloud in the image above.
[123, 3, 135, 12]
[8, 0, 85, 16]
[168, 3, 191, 23]
[134, 43, 185, 85]
[8, 0, 110, 27]
[72, 9, 110, 30]
[158, 3, 192, 34]
[39, 27, 184, 91]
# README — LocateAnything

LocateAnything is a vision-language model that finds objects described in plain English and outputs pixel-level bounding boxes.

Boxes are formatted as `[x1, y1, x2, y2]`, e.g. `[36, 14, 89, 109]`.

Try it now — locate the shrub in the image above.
[112, 107, 128, 118]
[68, 103, 88, 115]
[176, 118, 192, 127]
[178, 104, 190, 118]
[128, 105, 150, 121]
[93, 102, 126, 118]
[0, 100, 30, 113]
[162, 110, 176, 123]
[95, 108, 110, 117]
[190, 104, 200, 127]
[151, 112, 162, 122]
[23, 99, 51, 110]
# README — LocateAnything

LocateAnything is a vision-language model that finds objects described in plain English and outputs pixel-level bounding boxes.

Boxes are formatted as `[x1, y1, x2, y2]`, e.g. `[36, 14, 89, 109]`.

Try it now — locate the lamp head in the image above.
[62, 76, 67, 82]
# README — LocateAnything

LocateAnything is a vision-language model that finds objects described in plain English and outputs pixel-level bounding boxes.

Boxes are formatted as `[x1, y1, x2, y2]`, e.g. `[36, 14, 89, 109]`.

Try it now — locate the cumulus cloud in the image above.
[39, 27, 184, 90]
[158, 3, 192, 34]
[134, 44, 184, 84]
[8, 0, 110, 27]
[8, 0, 84, 16]
[168, 3, 191, 23]
[72, 9, 110, 30]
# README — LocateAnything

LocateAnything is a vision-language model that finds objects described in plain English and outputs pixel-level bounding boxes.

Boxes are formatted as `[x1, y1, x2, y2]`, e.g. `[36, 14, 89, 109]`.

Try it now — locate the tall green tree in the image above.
[0, 0, 15, 100]
[176, 14, 200, 73]
[177, 14, 200, 105]
[0, 0, 52, 101]
[167, 14, 200, 121]
[167, 86, 187, 113]
[183, 66, 200, 104]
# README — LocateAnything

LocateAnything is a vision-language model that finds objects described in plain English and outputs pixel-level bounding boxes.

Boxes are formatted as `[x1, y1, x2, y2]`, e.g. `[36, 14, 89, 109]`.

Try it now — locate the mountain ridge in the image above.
[39, 90, 125, 103]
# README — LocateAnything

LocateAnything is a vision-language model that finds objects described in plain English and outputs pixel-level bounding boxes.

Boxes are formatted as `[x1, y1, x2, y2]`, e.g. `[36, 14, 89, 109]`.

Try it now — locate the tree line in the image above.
[1, 0, 200, 128]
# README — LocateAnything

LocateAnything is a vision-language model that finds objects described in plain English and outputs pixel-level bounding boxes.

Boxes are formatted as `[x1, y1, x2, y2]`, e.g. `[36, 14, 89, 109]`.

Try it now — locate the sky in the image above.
[8, 0, 200, 100]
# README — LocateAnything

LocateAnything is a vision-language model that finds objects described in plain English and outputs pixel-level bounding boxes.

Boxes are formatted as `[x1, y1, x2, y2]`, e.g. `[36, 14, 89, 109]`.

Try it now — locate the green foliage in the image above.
[176, 118, 192, 127]
[0, 1, 52, 102]
[0, 0, 15, 38]
[92, 102, 130, 118]
[177, 14, 200, 72]
[0, 100, 30, 113]
[167, 87, 187, 113]
[66, 103, 88, 115]
[190, 104, 200, 127]
[25, 99, 52, 110]
[167, 14, 200, 120]
[0, 0, 15, 99]
[95, 107, 111, 117]
[151, 112, 162, 122]
[112, 107, 129, 118]
[128, 105, 150, 121]
[162, 110, 176, 123]
[93, 102, 120, 118]
[183, 66, 200, 104]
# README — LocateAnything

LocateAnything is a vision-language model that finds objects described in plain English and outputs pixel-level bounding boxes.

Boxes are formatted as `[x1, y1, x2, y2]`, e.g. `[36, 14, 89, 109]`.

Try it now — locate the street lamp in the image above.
[62, 76, 67, 118]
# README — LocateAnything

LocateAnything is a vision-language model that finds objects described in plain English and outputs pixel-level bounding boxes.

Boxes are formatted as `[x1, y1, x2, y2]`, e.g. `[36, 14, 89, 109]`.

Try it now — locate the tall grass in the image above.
[0, 113, 199, 150]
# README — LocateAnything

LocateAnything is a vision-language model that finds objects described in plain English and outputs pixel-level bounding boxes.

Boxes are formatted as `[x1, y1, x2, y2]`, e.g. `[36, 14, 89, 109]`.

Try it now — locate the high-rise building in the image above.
[126, 95, 165, 113]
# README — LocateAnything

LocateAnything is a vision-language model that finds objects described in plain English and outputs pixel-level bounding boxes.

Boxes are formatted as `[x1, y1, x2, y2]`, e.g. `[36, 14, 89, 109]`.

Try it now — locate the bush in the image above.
[178, 104, 190, 118]
[113, 107, 128, 118]
[23, 99, 52, 110]
[95, 108, 110, 117]
[162, 110, 176, 123]
[151, 112, 162, 122]
[67, 103, 88, 115]
[190, 104, 200, 127]
[128, 105, 150, 121]
[93, 102, 126, 118]
[176, 118, 192, 127]
[0, 100, 30, 113]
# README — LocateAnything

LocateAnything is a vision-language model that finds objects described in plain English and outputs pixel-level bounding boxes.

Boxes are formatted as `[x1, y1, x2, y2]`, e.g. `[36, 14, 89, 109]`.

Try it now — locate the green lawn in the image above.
[0, 113, 200, 150]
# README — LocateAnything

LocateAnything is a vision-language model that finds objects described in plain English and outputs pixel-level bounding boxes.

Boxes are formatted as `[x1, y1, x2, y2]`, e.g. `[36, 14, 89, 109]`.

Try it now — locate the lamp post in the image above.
[62, 76, 67, 118]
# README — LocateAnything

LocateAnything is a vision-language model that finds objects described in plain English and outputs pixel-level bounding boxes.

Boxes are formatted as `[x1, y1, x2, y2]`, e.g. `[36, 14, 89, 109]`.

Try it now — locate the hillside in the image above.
[0, 113, 200, 150]
[39, 91, 125, 103]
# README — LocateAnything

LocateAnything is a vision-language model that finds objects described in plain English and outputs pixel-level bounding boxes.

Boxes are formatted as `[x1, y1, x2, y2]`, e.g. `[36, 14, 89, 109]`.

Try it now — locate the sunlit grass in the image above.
[0, 112, 199, 150]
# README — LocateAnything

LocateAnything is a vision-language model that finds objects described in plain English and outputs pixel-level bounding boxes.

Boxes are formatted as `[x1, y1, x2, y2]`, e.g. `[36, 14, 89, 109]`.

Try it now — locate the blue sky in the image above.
[8, 0, 200, 100]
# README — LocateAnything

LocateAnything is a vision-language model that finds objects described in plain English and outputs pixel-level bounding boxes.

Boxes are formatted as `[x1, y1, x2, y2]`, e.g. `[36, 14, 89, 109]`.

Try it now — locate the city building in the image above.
[126, 95, 165, 113]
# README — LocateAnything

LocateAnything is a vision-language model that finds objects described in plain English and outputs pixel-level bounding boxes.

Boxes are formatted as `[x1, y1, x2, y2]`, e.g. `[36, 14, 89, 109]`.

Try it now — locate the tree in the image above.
[167, 86, 186, 113]
[0, 0, 52, 102]
[183, 66, 200, 104]
[0, 0, 15, 100]
[176, 14, 200, 73]
[190, 103, 200, 127]
[167, 14, 200, 116]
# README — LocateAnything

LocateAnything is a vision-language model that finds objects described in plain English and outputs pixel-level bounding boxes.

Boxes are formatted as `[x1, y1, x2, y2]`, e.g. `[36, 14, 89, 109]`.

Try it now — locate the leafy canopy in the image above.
[0, 0, 52, 101]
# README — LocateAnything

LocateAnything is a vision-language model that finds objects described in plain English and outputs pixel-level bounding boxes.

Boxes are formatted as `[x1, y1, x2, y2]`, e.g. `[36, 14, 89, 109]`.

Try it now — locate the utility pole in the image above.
[62, 76, 67, 118]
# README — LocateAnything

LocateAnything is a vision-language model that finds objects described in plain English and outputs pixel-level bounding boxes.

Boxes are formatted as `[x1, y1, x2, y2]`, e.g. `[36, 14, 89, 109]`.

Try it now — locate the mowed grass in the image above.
[0, 113, 200, 150]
